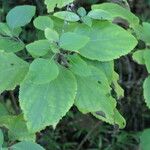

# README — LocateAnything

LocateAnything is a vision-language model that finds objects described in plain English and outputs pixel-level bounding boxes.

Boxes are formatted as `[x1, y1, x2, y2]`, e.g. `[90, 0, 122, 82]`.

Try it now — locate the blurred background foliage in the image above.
[1, 0, 150, 150]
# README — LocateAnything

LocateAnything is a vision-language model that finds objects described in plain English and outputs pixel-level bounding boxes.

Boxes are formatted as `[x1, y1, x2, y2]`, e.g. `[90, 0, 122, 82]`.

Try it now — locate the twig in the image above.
[9, 91, 20, 114]
[77, 121, 101, 150]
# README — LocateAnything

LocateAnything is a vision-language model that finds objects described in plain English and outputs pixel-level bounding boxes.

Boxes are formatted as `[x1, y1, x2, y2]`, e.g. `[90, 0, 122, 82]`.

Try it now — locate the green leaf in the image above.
[0, 129, 4, 147]
[19, 67, 77, 132]
[59, 32, 89, 52]
[144, 49, 150, 73]
[26, 58, 59, 84]
[140, 129, 150, 150]
[77, 7, 87, 17]
[0, 23, 22, 37]
[88, 9, 113, 20]
[33, 16, 54, 31]
[0, 23, 13, 37]
[91, 3, 139, 28]
[6, 5, 36, 29]
[54, 11, 80, 22]
[0, 38, 25, 53]
[45, 0, 74, 12]
[0, 52, 29, 93]
[11, 141, 45, 150]
[132, 50, 145, 65]
[75, 21, 137, 61]
[112, 71, 124, 98]
[75, 65, 114, 114]
[144, 76, 150, 109]
[26, 40, 51, 57]
[81, 16, 93, 27]
[0, 115, 35, 142]
[68, 54, 91, 76]
[136, 22, 150, 45]
[93, 108, 126, 129]
[45, 28, 59, 42]
[0, 103, 9, 116]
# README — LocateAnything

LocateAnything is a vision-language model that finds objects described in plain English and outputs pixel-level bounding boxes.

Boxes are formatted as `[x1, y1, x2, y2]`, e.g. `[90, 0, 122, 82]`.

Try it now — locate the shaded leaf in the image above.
[6, 5, 36, 28]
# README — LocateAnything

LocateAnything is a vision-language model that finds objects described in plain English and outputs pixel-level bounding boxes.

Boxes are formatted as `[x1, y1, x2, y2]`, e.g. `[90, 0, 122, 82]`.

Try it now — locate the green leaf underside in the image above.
[0, 52, 29, 93]
[68, 54, 91, 76]
[132, 50, 145, 65]
[11, 141, 45, 150]
[144, 76, 150, 109]
[0, 38, 24, 53]
[45, 0, 74, 12]
[34, 16, 54, 31]
[19, 67, 77, 132]
[75, 65, 115, 115]
[75, 21, 137, 61]
[144, 49, 150, 73]
[6, 5, 36, 28]
[59, 32, 90, 52]
[26, 40, 51, 57]
[26, 58, 59, 84]
[92, 3, 139, 28]
[54, 11, 80, 22]
[0, 115, 35, 142]
[140, 129, 150, 150]
[88, 9, 113, 20]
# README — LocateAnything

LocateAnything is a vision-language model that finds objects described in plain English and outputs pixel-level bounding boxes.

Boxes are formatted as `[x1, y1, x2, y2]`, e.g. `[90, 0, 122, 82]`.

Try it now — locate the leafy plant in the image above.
[0, 0, 149, 149]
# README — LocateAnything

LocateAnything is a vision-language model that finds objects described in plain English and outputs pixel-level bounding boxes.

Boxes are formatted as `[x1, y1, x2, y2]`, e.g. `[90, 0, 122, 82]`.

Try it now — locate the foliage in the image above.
[0, 0, 150, 149]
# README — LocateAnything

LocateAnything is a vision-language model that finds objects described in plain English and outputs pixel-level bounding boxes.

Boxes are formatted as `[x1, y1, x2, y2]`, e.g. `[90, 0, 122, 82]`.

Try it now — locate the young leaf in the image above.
[0, 52, 29, 93]
[81, 16, 93, 27]
[59, 32, 89, 52]
[92, 3, 139, 28]
[68, 54, 91, 76]
[45, 0, 74, 12]
[0, 115, 35, 142]
[77, 7, 87, 17]
[6, 5, 36, 29]
[144, 76, 150, 109]
[0, 38, 25, 53]
[54, 11, 80, 22]
[26, 58, 59, 84]
[26, 40, 51, 57]
[33, 16, 54, 31]
[88, 9, 113, 20]
[45, 28, 59, 42]
[75, 21, 137, 61]
[11, 141, 44, 150]
[19, 68, 77, 132]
